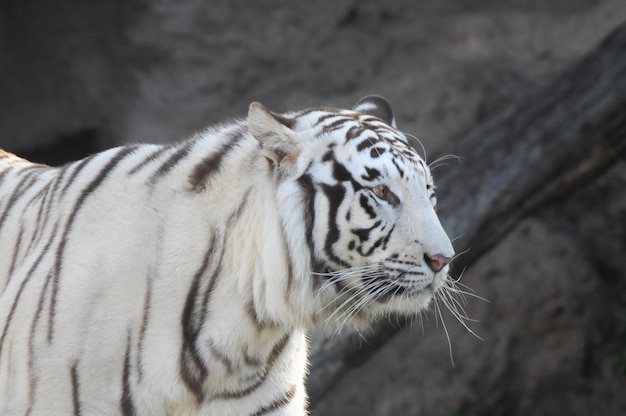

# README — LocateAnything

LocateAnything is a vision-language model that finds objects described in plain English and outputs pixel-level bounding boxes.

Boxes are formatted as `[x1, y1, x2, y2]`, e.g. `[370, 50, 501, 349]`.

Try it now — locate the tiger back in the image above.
[0, 96, 454, 415]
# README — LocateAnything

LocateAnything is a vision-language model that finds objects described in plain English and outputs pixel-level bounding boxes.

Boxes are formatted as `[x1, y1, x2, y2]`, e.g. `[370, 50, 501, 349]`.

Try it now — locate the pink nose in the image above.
[424, 254, 451, 273]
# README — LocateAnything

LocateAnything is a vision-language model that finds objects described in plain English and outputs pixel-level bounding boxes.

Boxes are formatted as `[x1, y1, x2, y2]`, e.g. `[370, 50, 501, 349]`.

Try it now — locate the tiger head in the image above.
[248, 96, 455, 328]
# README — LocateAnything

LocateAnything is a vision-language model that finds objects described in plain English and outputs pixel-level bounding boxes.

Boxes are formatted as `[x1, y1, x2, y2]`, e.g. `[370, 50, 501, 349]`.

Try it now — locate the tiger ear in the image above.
[248, 102, 299, 170]
[353, 95, 397, 128]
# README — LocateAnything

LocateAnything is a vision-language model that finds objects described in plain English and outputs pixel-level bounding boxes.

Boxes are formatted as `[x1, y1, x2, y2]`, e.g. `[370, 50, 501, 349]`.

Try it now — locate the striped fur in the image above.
[0, 96, 454, 415]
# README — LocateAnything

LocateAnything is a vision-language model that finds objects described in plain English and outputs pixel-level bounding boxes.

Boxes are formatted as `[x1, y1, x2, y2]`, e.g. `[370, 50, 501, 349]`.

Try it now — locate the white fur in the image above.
[0, 98, 454, 415]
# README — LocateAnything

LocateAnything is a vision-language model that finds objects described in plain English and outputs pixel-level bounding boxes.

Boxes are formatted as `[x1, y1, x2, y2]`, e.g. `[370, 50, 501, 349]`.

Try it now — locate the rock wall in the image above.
[1, 0, 625, 414]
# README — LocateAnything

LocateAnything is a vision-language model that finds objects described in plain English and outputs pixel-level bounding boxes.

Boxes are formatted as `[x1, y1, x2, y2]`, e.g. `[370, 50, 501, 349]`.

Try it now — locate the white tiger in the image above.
[0, 96, 454, 415]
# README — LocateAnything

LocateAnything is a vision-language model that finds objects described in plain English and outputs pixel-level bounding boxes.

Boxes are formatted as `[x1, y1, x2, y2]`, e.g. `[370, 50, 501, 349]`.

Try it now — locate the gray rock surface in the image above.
[1, 0, 625, 414]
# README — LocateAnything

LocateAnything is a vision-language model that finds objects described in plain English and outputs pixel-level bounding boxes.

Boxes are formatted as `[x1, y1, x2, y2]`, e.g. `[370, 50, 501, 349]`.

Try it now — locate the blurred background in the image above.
[1, 0, 625, 414]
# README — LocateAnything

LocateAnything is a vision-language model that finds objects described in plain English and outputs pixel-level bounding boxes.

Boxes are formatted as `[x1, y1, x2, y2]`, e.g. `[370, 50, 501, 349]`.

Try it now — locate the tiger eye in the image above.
[372, 184, 401, 206]
[372, 185, 388, 199]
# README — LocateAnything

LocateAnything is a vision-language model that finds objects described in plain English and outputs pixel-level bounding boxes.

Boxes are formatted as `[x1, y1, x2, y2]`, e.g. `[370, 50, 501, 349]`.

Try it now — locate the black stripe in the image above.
[248, 385, 297, 416]
[199, 241, 224, 331]
[48, 146, 136, 343]
[148, 143, 192, 184]
[384, 266, 424, 275]
[191, 193, 250, 346]
[321, 149, 334, 163]
[0, 166, 40, 234]
[180, 192, 251, 399]
[23, 177, 49, 208]
[315, 113, 342, 126]
[321, 183, 347, 266]
[208, 338, 234, 374]
[121, 332, 136, 416]
[60, 154, 97, 194]
[180, 234, 218, 402]
[359, 194, 377, 219]
[226, 189, 251, 227]
[246, 299, 262, 328]
[281, 226, 295, 300]
[25, 182, 51, 252]
[0, 164, 13, 186]
[381, 224, 395, 250]
[322, 117, 352, 133]
[392, 158, 405, 178]
[370, 147, 387, 158]
[217, 334, 291, 400]
[0, 273, 30, 354]
[296, 173, 318, 269]
[243, 348, 262, 367]
[27, 258, 56, 409]
[28, 170, 64, 252]
[0, 225, 57, 356]
[21, 165, 54, 207]
[271, 113, 296, 129]
[351, 220, 382, 243]
[356, 137, 380, 152]
[188, 129, 244, 192]
[332, 159, 352, 182]
[25, 279, 50, 415]
[332, 159, 362, 191]
[361, 167, 381, 182]
[128, 146, 170, 176]
[345, 125, 365, 141]
[71, 362, 82, 416]
[295, 107, 338, 120]
[136, 274, 152, 381]
[358, 234, 385, 257]
[6, 224, 23, 278]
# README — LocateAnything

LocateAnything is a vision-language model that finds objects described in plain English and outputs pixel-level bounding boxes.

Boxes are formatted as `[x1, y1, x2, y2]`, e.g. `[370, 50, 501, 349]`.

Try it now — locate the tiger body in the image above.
[0, 97, 454, 415]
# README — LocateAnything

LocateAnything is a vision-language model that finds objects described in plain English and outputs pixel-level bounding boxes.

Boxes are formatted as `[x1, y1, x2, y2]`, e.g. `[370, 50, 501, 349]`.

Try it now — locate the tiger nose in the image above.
[424, 254, 451, 273]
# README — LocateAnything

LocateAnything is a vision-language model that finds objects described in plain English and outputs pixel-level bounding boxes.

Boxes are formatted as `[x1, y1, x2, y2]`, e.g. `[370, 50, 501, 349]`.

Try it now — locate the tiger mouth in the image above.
[317, 263, 437, 301]
[362, 275, 436, 301]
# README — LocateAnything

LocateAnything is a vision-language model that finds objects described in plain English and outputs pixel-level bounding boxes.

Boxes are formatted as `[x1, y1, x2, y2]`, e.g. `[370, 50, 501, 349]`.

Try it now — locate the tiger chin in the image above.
[0, 96, 454, 415]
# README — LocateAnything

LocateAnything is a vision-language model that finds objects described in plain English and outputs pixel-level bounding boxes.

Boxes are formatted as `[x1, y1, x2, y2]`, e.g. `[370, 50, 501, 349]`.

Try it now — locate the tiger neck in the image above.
[184, 131, 321, 330]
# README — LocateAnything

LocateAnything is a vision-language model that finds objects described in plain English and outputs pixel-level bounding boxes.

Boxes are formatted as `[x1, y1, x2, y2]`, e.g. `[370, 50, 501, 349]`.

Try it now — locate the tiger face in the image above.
[249, 96, 455, 326]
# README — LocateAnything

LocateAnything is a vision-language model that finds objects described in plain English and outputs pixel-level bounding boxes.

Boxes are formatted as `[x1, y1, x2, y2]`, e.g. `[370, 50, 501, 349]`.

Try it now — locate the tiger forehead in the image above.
[311, 111, 422, 166]
[309, 108, 389, 131]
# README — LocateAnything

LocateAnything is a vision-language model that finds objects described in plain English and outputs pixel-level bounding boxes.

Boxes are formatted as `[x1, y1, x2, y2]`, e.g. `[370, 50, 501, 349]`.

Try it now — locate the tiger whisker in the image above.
[314, 272, 367, 297]
[437, 286, 483, 341]
[434, 297, 455, 367]
[334, 276, 399, 327]
[332, 294, 372, 336]
[311, 263, 382, 277]
[443, 284, 490, 303]
[445, 268, 481, 304]
[450, 234, 464, 243]
[429, 162, 453, 170]
[448, 265, 467, 284]
[318, 281, 365, 314]
[450, 247, 471, 263]
[428, 154, 461, 171]
[439, 284, 471, 319]
[323, 282, 375, 326]
[314, 264, 385, 298]
[444, 283, 473, 312]
[316, 268, 385, 298]
[333, 282, 396, 336]
[440, 284, 481, 324]
[402, 132, 428, 163]
[452, 280, 480, 293]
